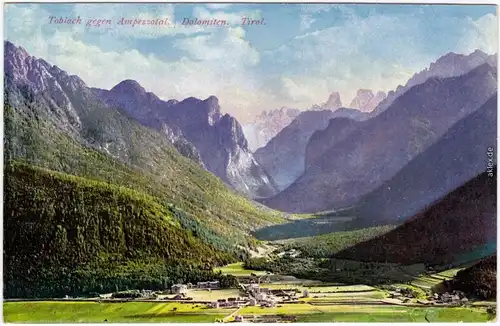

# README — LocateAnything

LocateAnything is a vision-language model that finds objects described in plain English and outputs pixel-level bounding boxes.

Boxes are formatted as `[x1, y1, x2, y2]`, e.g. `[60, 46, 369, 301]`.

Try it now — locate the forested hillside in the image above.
[4, 163, 238, 298]
[4, 98, 284, 248]
[448, 255, 496, 299]
[336, 170, 496, 265]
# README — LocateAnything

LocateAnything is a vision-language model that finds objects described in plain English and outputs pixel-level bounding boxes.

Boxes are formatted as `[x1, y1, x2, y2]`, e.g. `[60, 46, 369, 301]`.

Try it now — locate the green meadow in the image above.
[4, 301, 490, 323]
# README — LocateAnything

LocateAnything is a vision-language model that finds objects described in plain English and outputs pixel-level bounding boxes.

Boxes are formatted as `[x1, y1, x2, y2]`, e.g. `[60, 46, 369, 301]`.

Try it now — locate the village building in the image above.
[197, 281, 220, 289]
[171, 284, 188, 295]
[234, 316, 244, 322]
[209, 302, 219, 308]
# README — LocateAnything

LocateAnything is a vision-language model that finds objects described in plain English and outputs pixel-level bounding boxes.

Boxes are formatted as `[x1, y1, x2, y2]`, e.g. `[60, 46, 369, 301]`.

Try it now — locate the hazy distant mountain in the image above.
[322, 92, 343, 111]
[336, 170, 496, 266]
[94, 81, 278, 198]
[254, 110, 335, 191]
[261, 63, 497, 213]
[254, 106, 370, 191]
[372, 50, 497, 116]
[355, 95, 497, 226]
[243, 107, 300, 151]
[349, 89, 386, 112]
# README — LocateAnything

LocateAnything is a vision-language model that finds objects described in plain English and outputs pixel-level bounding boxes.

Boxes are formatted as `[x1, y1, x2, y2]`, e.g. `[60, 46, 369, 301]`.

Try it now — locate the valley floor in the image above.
[3, 301, 490, 323]
[4, 261, 494, 323]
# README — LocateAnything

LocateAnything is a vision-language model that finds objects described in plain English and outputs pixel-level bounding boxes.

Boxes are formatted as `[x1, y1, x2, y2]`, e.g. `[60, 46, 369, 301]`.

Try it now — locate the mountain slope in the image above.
[262, 63, 497, 213]
[305, 117, 359, 169]
[4, 41, 285, 247]
[354, 95, 497, 226]
[93, 81, 277, 198]
[4, 162, 236, 298]
[336, 170, 496, 265]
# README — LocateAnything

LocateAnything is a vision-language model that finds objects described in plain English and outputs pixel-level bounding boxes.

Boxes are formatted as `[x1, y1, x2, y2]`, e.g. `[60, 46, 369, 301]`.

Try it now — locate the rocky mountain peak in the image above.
[217, 113, 248, 150]
[349, 89, 375, 112]
[324, 91, 343, 110]
[110, 79, 147, 95]
[203, 95, 222, 125]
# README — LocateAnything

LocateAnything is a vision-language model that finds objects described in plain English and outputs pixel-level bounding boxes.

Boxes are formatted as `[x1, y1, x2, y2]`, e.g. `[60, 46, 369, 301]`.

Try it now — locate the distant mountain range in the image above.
[336, 170, 496, 266]
[243, 90, 380, 152]
[261, 61, 497, 213]
[354, 95, 497, 226]
[349, 89, 386, 113]
[253, 107, 369, 191]
[243, 107, 300, 152]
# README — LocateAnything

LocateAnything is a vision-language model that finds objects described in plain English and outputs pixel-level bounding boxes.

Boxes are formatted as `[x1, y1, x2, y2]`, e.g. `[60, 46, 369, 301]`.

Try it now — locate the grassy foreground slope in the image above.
[4, 162, 242, 298]
[336, 171, 496, 265]
[4, 101, 284, 247]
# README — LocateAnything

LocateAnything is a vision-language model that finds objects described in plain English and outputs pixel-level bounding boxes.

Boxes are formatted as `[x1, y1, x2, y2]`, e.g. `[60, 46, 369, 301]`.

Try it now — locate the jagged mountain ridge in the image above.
[261, 62, 497, 213]
[349, 89, 386, 112]
[372, 50, 497, 116]
[94, 81, 278, 198]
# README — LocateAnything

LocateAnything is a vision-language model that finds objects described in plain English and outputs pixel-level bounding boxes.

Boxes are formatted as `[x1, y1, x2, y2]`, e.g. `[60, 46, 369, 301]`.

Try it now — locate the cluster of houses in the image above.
[432, 291, 469, 305]
[388, 287, 469, 306]
[171, 281, 220, 295]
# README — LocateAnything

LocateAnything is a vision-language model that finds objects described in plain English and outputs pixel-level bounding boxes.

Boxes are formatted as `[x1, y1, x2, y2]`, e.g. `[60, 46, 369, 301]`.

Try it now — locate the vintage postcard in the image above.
[3, 1, 498, 323]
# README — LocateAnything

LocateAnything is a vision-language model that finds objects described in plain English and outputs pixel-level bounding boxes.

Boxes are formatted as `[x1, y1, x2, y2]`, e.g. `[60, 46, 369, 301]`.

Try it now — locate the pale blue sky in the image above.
[4, 3, 498, 122]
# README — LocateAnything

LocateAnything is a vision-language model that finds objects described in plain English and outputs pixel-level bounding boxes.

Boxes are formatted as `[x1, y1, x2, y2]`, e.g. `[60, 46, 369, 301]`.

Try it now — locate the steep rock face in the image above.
[94, 82, 277, 198]
[4, 41, 88, 135]
[243, 107, 300, 151]
[254, 110, 336, 191]
[305, 117, 359, 169]
[261, 63, 497, 213]
[336, 170, 496, 265]
[354, 95, 497, 226]
[349, 89, 386, 112]
[372, 50, 497, 116]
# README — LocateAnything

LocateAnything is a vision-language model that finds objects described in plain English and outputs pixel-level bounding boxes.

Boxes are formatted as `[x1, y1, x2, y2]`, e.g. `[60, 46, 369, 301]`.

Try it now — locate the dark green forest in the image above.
[4, 163, 237, 298]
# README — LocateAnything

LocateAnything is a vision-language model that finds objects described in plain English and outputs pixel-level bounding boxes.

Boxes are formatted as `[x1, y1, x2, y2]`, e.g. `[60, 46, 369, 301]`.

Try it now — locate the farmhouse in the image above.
[197, 281, 220, 289]
[171, 284, 187, 295]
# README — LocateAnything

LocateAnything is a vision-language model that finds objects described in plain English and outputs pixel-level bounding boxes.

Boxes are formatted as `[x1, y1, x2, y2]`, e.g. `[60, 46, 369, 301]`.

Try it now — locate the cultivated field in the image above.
[4, 262, 493, 323]
[3, 301, 490, 323]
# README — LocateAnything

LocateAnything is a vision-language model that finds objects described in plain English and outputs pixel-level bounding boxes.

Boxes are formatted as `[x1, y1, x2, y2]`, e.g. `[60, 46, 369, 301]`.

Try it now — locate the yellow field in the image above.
[186, 289, 242, 301]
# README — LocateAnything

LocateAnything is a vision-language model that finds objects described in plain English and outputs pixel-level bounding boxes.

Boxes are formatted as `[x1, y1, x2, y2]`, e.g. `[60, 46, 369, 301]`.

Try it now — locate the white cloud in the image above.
[4, 3, 268, 123]
[263, 12, 430, 106]
[205, 4, 233, 10]
[4, 4, 498, 123]
[456, 13, 498, 55]
[299, 15, 316, 31]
